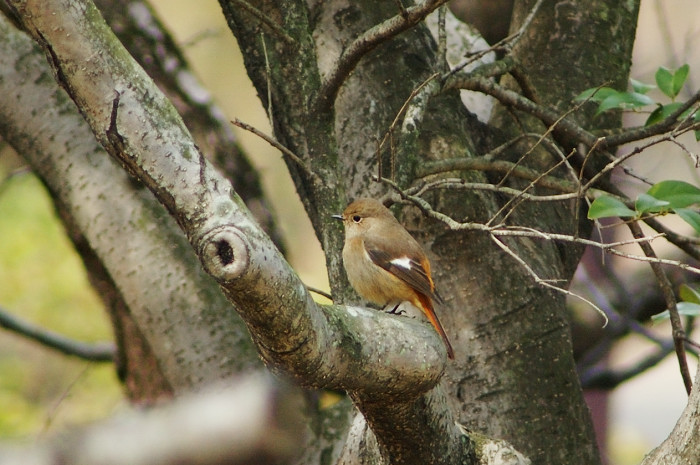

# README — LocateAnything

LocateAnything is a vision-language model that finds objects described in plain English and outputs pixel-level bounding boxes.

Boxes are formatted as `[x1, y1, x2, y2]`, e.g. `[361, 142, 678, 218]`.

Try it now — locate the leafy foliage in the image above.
[652, 284, 700, 322]
[576, 64, 700, 139]
[588, 180, 700, 233]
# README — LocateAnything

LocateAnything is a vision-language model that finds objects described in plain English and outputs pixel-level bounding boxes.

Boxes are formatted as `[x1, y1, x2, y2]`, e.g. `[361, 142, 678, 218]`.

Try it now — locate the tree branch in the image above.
[580, 343, 686, 390]
[316, 0, 449, 109]
[628, 221, 693, 394]
[0, 305, 114, 362]
[227, 0, 294, 44]
[0, 375, 305, 465]
[0, 9, 261, 392]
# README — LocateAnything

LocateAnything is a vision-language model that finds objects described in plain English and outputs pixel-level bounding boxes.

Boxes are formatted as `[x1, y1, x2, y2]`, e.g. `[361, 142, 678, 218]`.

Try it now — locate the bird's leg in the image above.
[384, 301, 405, 315]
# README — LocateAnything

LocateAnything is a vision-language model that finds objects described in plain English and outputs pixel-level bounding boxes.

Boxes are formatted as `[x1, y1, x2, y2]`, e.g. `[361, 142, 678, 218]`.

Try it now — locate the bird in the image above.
[333, 198, 454, 359]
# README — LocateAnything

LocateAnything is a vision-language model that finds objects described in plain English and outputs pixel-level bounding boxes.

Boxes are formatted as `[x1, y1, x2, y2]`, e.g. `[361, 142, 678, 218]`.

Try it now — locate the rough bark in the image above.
[218, 0, 642, 463]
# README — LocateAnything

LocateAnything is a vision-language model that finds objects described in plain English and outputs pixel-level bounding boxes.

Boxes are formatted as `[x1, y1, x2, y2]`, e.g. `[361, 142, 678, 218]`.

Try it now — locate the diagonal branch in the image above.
[316, 0, 449, 110]
[0, 305, 114, 362]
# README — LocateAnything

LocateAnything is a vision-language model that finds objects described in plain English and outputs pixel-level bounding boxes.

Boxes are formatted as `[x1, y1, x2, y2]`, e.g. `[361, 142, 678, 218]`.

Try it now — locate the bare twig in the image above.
[229, 0, 294, 44]
[628, 221, 693, 394]
[436, 5, 447, 73]
[685, 336, 700, 351]
[384, 175, 700, 282]
[583, 120, 700, 191]
[447, 0, 545, 75]
[306, 286, 333, 301]
[375, 72, 440, 180]
[411, 177, 584, 202]
[317, 0, 449, 109]
[0, 305, 114, 362]
[490, 235, 609, 326]
[418, 146, 581, 194]
[380, 72, 440, 153]
[644, 216, 700, 258]
[230, 118, 323, 186]
[261, 33, 274, 130]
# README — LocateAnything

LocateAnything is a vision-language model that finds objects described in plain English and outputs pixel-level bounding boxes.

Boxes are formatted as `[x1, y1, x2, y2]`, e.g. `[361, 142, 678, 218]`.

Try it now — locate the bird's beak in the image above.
[331, 214, 344, 221]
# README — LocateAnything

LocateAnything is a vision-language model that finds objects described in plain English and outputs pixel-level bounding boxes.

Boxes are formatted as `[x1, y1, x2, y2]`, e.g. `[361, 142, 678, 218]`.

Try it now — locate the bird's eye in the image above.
[352, 215, 362, 223]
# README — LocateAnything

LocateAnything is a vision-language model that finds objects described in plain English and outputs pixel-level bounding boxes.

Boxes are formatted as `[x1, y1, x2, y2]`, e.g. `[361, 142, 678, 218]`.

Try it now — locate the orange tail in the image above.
[416, 293, 454, 360]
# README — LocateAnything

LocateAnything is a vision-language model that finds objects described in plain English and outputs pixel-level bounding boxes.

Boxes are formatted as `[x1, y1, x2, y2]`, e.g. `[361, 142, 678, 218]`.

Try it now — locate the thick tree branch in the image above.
[0, 375, 306, 465]
[0, 10, 260, 392]
[3, 9, 470, 465]
[93, 0, 285, 250]
[641, 365, 700, 465]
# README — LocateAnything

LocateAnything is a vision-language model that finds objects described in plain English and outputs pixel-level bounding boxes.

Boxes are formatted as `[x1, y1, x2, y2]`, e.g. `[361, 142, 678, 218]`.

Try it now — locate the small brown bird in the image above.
[333, 198, 454, 359]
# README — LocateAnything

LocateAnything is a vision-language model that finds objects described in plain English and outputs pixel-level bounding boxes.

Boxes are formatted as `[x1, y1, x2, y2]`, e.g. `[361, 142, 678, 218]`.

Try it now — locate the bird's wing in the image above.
[365, 246, 442, 303]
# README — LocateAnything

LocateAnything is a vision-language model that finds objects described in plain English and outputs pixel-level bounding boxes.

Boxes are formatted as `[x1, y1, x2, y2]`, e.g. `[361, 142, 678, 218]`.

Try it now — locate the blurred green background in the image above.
[0, 162, 122, 438]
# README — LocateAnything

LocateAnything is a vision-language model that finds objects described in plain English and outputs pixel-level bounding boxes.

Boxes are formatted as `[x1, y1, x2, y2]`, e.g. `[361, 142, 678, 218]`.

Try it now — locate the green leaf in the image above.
[675, 208, 700, 234]
[596, 91, 654, 114]
[574, 86, 618, 103]
[656, 67, 674, 98]
[588, 196, 636, 219]
[652, 302, 700, 322]
[672, 64, 690, 98]
[646, 180, 700, 208]
[635, 193, 670, 214]
[630, 78, 655, 94]
[645, 102, 684, 126]
[679, 284, 700, 305]
[656, 65, 690, 100]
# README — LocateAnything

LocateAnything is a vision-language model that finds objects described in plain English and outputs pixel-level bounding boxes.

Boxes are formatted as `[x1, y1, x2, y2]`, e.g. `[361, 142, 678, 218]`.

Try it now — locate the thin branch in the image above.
[230, 118, 323, 187]
[490, 235, 609, 326]
[605, 243, 700, 274]
[436, 5, 447, 73]
[628, 221, 693, 394]
[229, 0, 294, 44]
[377, 72, 440, 162]
[411, 177, 583, 202]
[601, 92, 700, 148]
[443, 73, 601, 149]
[260, 33, 274, 130]
[447, 0, 545, 75]
[383, 176, 700, 281]
[0, 305, 114, 362]
[580, 343, 674, 389]
[306, 286, 333, 301]
[444, 72, 700, 167]
[418, 152, 581, 193]
[685, 336, 700, 351]
[582, 118, 700, 192]
[316, 0, 449, 109]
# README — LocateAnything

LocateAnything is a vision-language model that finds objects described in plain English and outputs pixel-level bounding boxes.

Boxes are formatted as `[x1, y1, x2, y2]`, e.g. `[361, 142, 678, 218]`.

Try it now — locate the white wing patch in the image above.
[390, 256, 413, 270]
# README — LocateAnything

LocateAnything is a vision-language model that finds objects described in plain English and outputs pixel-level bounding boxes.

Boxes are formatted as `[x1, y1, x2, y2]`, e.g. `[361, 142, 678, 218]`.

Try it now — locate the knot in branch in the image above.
[198, 226, 249, 281]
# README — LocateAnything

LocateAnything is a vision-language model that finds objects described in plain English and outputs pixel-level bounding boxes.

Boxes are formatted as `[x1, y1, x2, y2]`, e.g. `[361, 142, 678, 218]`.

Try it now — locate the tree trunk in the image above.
[0, 0, 657, 464]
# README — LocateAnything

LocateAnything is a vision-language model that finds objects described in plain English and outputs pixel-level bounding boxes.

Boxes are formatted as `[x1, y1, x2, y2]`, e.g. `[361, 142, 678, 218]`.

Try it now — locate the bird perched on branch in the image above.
[333, 198, 454, 360]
